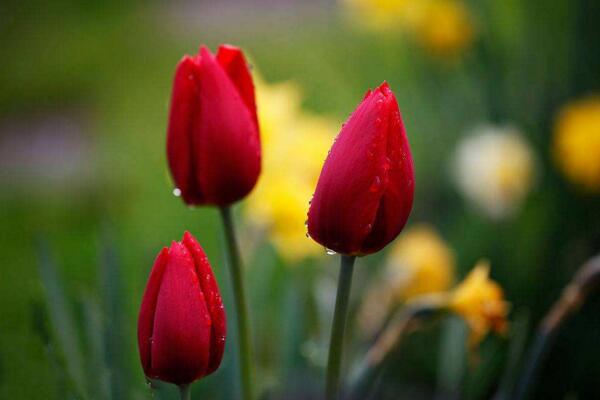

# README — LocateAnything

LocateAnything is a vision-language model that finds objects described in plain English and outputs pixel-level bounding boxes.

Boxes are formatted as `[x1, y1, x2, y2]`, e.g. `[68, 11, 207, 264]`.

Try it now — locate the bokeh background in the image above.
[1, 0, 599, 399]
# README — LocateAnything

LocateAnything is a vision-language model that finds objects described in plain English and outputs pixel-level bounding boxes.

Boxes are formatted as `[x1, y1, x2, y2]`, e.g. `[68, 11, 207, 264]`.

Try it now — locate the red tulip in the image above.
[137, 232, 226, 385]
[307, 82, 414, 256]
[167, 44, 260, 206]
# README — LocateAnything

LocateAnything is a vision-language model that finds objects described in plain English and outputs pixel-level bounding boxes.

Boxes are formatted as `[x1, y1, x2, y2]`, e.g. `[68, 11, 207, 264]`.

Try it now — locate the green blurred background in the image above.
[1, 0, 599, 399]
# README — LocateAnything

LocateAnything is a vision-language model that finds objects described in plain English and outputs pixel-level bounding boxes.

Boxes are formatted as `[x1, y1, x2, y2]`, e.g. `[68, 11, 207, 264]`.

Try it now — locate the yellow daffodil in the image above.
[342, 0, 475, 57]
[358, 224, 455, 336]
[553, 96, 600, 191]
[386, 224, 455, 299]
[454, 125, 536, 219]
[448, 260, 509, 346]
[244, 78, 337, 262]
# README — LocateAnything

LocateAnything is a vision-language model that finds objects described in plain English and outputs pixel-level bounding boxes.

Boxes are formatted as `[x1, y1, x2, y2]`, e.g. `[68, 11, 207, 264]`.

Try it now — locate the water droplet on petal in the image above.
[326, 248, 337, 255]
[173, 188, 182, 197]
[384, 157, 392, 170]
[369, 176, 382, 192]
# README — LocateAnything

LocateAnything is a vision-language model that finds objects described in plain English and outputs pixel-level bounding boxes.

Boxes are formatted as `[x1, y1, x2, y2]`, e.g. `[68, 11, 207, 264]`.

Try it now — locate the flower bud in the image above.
[137, 232, 226, 385]
[167, 44, 260, 206]
[307, 82, 414, 255]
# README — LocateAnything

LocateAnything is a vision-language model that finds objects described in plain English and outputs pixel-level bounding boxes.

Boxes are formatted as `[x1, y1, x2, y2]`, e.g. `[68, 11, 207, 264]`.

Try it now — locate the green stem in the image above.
[325, 255, 356, 400]
[179, 384, 191, 400]
[512, 331, 554, 400]
[350, 303, 442, 400]
[219, 206, 253, 400]
[513, 254, 600, 400]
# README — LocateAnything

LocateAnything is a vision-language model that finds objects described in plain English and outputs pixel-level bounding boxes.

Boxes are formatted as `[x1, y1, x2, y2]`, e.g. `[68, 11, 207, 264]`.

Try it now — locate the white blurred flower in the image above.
[453, 125, 536, 219]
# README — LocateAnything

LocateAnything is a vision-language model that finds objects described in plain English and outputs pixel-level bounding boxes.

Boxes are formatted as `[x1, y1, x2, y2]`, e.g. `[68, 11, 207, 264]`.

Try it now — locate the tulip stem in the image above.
[513, 254, 600, 400]
[219, 206, 253, 400]
[179, 384, 191, 400]
[325, 255, 357, 400]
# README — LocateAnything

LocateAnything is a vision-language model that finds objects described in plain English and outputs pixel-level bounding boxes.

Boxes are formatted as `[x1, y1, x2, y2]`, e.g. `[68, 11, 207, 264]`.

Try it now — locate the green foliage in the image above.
[0, 0, 599, 398]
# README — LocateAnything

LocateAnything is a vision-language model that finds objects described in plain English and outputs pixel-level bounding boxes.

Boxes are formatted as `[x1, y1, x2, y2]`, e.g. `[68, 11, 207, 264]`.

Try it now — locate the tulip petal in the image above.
[361, 84, 414, 253]
[308, 83, 414, 255]
[182, 231, 226, 374]
[308, 86, 390, 254]
[216, 44, 259, 130]
[151, 241, 211, 384]
[137, 247, 169, 377]
[194, 47, 261, 205]
[167, 56, 205, 204]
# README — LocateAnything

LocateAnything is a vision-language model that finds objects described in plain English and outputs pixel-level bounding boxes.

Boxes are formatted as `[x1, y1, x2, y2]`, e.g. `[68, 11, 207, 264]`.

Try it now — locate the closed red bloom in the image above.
[137, 232, 226, 385]
[167, 44, 260, 206]
[307, 82, 414, 256]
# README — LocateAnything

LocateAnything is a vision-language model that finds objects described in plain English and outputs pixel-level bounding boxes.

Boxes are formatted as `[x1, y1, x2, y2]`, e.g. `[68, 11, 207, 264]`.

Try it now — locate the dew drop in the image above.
[173, 188, 182, 197]
[369, 176, 382, 192]
[383, 157, 391, 171]
[326, 248, 337, 255]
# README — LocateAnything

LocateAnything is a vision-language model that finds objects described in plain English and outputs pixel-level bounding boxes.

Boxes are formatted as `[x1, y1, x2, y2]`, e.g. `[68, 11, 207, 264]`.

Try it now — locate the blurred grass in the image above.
[0, 0, 599, 399]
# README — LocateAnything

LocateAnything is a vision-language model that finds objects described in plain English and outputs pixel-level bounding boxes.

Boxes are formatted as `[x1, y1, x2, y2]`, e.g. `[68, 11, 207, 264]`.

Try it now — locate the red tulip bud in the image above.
[137, 232, 226, 385]
[167, 44, 260, 206]
[307, 82, 414, 256]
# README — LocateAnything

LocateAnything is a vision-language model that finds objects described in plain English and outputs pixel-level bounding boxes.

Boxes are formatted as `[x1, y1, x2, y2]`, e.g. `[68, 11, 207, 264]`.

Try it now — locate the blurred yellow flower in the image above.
[386, 224, 455, 299]
[414, 0, 474, 57]
[343, 0, 422, 32]
[244, 78, 337, 262]
[454, 125, 536, 219]
[342, 0, 475, 56]
[553, 96, 600, 191]
[448, 260, 509, 346]
[358, 224, 455, 336]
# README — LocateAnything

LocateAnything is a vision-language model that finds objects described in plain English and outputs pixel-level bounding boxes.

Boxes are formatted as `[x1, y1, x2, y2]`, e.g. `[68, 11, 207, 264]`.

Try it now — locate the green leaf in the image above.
[36, 239, 88, 399]
[82, 296, 111, 400]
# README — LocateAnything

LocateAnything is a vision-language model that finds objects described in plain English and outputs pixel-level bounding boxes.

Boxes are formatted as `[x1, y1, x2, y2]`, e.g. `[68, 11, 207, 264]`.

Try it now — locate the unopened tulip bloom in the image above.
[167, 44, 260, 206]
[307, 82, 414, 256]
[137, 232, 226, 385]
[310, 82, 414, 400]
